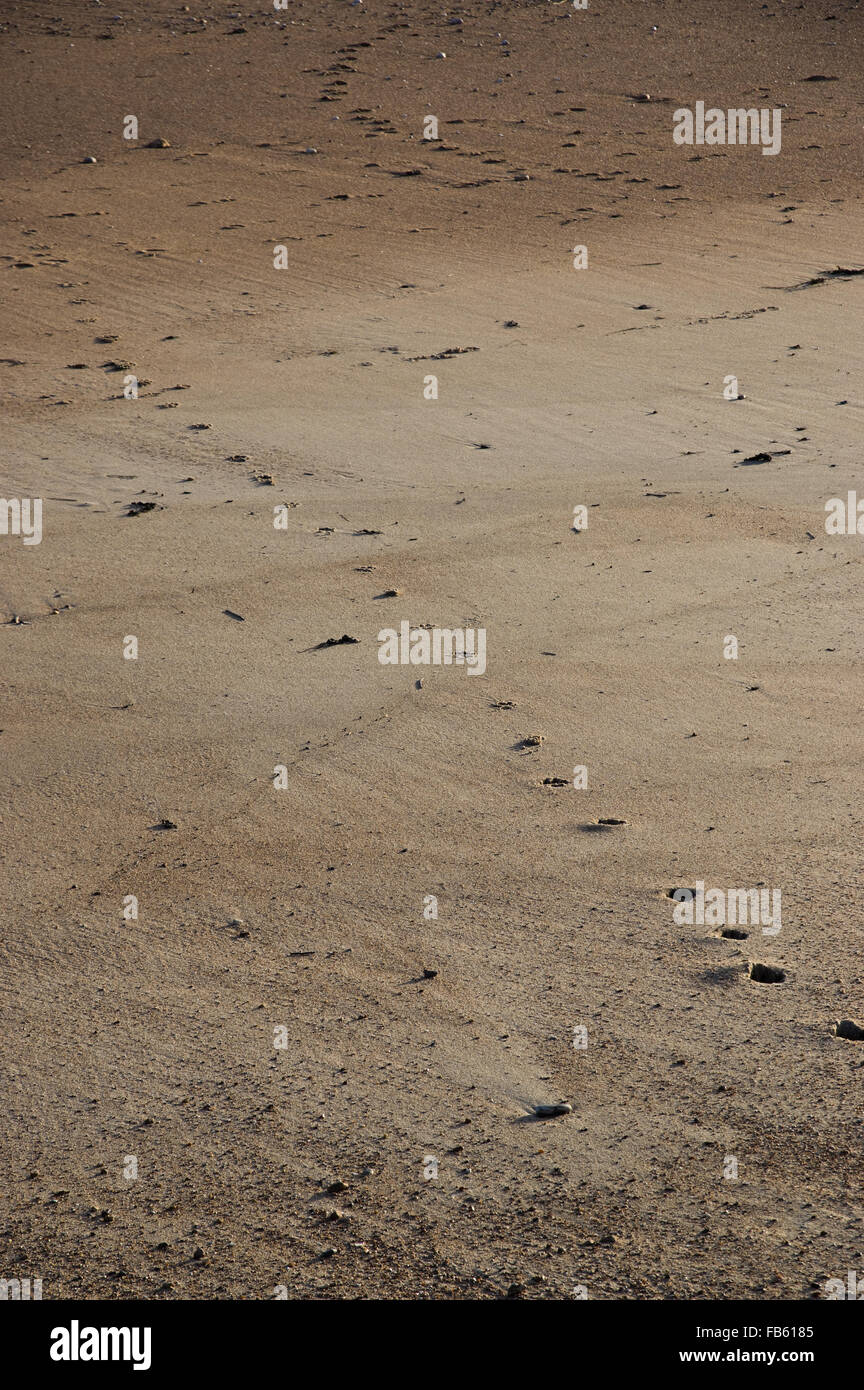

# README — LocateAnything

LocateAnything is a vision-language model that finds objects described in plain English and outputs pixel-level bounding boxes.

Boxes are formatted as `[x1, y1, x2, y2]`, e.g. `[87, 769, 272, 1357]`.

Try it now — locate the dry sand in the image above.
[1, 0, 863, 1300]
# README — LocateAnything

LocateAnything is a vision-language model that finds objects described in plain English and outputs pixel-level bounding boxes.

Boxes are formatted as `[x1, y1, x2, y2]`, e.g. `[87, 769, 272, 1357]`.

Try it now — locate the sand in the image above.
[1, 0, 863, 1300]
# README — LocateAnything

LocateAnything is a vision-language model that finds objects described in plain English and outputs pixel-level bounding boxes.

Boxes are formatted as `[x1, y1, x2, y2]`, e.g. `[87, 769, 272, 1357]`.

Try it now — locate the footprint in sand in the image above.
[748, 963, 786, 984]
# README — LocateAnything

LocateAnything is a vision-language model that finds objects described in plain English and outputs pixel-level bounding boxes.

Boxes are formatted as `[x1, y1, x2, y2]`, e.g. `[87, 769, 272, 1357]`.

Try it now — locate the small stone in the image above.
[832, 1019, 864, 1041]
[82, 155, 98, 164]
[327, 1179, 348, 1194]
[533, 1102, 572, 1119]
[146, 138, 171, 149]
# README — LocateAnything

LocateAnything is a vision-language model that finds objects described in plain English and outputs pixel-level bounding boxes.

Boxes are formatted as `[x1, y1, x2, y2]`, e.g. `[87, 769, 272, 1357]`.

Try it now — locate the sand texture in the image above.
[1, 0, 863, 1300]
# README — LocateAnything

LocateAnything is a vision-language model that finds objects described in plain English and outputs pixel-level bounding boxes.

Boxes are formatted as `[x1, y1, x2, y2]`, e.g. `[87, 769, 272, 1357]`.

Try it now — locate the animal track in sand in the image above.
[748, 963, 786, 984]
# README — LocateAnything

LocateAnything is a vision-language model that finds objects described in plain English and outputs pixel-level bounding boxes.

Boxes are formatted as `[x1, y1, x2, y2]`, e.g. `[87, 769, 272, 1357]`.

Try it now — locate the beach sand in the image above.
[1, 0, 863, 1299]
